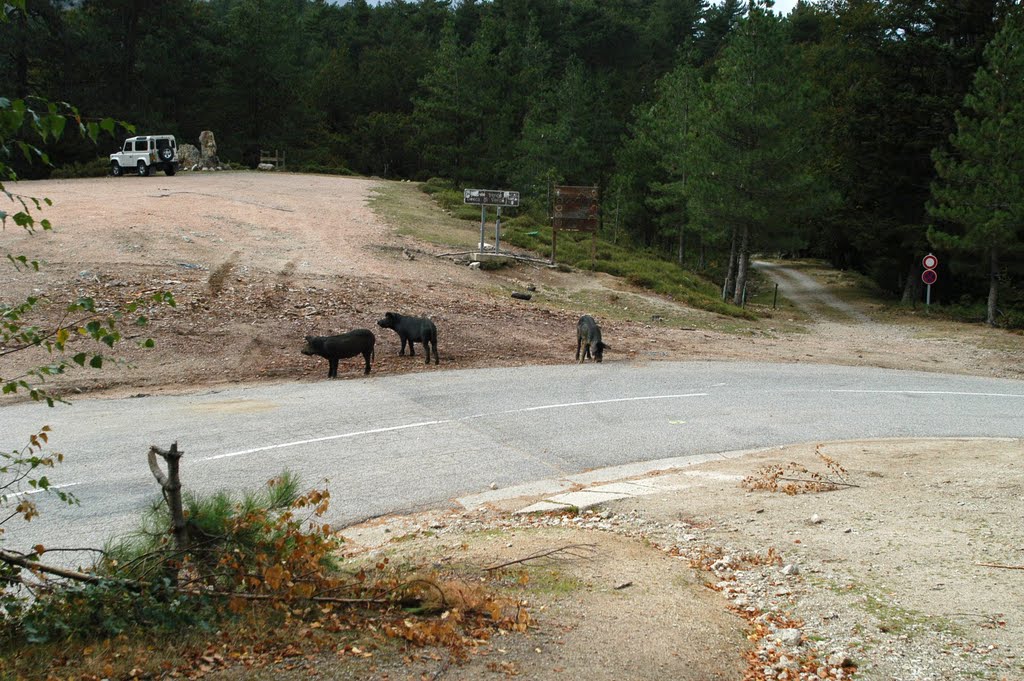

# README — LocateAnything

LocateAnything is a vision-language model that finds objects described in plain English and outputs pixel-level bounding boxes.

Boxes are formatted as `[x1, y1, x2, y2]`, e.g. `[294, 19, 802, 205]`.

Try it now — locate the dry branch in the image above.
[976, 562, 1024, 570]
[777, 476, 860, 488]
[485, 543, 597, 572]
[0, 548, 105, 584]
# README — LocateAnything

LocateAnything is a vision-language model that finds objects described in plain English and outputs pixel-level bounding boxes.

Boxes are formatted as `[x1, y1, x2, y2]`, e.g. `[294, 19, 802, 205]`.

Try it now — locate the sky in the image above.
[331, 0, 806, 19]
[770, 0, 802, 15]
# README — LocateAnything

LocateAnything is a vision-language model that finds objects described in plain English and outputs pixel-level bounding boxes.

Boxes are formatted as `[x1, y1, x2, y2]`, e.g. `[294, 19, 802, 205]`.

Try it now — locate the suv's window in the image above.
[156, 139, 171, 151]
[123, 141, 132, 152]
[134, 140, 148, 152]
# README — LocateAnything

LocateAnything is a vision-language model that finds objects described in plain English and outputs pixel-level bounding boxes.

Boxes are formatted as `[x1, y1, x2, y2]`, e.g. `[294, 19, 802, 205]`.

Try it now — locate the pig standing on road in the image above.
[576, 315, 608, 363]
[377, 312, 439, 365]
[301, 329, 376, 377]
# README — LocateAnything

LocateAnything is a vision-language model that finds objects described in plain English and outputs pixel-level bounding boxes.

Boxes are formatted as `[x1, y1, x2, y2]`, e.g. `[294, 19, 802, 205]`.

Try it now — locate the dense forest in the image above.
[3, 0, 1023, 325]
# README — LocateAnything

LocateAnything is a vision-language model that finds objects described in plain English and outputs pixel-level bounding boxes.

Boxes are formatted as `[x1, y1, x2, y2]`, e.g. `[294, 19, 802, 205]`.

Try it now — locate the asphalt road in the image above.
[5, 361, 1024, 562]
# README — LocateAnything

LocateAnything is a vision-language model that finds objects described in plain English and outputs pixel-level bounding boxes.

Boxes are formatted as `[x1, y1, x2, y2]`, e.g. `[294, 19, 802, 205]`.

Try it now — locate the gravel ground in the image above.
[333, 438, 1022, 681]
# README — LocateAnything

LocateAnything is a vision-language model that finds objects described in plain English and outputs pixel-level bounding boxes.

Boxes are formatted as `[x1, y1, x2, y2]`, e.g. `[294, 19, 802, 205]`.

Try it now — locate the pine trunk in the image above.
[901, 261, 921, 305]
[732, 224, 751, 307]
[987, 247, 999, 326]
[722, 227, 738, 300]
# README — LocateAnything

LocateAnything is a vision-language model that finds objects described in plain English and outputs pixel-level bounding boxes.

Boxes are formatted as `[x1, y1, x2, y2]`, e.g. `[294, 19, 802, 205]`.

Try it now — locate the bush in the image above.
[420, 177, 454, 195]
[49, 158, 110, 179]
[998, 308, 1024, 330]
[296, 163, 356, 176]
[11, 578, 218, 644]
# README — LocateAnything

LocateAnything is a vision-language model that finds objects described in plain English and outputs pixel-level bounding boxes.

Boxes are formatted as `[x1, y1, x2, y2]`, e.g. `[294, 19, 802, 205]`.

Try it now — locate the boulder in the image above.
[178, 143, 201, 169]
[198, 130, 220, 168]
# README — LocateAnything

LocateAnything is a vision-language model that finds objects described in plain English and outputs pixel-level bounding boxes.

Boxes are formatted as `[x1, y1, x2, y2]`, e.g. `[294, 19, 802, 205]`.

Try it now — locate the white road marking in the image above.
[196, 421, 448, 462]
[828, 389, 1024, 398]
[197, 393, 709, 463]
[7, 482, 81, 498]
[460, 393, 708, 420]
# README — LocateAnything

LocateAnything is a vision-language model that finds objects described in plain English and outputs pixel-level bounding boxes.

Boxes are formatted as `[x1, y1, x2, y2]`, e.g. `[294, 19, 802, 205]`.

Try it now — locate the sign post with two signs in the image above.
[921, 253, 939, 306]
[464, 189, 520, 254]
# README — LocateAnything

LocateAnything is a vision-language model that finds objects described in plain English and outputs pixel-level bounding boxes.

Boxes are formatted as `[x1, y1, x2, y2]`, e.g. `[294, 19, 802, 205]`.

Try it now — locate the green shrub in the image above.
[297, 163, 356, 176]
[420, 177, 454, 195]
[998, 308, 1024, 329]
[50, 158, 110, 179]
[12, 578, 218, 644]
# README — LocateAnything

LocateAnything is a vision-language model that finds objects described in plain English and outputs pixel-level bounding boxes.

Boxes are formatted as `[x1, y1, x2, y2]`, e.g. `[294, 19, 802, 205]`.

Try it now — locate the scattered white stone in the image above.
[777, 629, 804, 647]
[489, 482, 498, 490]
[810, 513, 823, 524]
[782, 563, 800, 576]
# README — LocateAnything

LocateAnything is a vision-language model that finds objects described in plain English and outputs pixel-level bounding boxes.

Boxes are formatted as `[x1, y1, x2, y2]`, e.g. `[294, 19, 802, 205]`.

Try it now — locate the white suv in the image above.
[110, 135, 179, 177]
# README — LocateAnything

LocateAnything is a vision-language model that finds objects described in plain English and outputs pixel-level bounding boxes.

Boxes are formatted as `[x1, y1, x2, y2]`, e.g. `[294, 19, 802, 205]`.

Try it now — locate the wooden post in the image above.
[148, 443, 188, 556]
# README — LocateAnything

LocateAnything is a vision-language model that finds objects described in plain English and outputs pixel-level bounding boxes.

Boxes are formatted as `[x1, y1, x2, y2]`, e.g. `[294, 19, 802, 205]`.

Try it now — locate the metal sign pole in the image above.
[926, 283, 931, 307]
[495, 206, 502, 253]
[479, 206, 486, 253]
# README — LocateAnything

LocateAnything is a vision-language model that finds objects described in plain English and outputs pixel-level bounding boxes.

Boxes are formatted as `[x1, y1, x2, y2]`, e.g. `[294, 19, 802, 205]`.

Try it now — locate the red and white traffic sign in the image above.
[922, 253, 938, 270]
[921, 269, 938, 285]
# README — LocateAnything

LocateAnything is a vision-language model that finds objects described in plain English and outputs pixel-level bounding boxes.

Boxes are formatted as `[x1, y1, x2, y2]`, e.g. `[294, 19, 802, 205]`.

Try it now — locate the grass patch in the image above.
[520, 567, 584, 595]
[373, 179, 756, 320]
[813, 577, 963, 639]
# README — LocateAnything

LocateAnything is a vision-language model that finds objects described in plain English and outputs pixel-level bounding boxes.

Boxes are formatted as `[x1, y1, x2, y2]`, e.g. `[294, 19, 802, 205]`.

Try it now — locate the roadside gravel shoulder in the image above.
[337, 437, 1024, 681]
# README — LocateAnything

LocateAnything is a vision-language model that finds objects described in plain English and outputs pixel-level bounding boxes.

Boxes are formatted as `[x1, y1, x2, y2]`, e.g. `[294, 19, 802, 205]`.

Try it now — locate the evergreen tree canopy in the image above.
[928, 8, 1024, 325]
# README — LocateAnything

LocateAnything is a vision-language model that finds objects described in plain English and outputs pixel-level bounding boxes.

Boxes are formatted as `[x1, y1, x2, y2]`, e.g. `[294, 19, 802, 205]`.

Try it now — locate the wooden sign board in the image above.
[552, 185, 599, 232]
[551, 185, 600, 264]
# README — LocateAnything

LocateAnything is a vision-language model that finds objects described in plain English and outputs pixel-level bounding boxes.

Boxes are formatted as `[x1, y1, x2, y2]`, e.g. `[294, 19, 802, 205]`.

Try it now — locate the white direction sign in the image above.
[464, 189, 520, 207]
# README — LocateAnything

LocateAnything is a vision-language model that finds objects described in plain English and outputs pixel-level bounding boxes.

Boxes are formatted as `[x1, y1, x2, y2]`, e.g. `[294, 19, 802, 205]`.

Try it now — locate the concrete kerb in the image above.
[456, 445, 788, 515]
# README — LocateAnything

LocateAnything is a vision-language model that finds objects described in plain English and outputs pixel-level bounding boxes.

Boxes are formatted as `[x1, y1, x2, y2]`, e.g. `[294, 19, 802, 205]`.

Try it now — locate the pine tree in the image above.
[927, 9, 1024, 326]
[687, 6, 827, 304]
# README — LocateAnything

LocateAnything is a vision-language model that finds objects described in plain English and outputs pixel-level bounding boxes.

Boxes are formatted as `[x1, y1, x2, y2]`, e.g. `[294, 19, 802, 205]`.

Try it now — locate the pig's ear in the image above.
[601, 343, 610, 351]
[305, 335, 314, 341]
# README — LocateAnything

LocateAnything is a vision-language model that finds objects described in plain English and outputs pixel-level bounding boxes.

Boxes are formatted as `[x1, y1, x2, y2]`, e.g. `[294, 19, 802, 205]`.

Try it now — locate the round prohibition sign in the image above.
[922, 269, 938, 285]
[922, 253, 938, 270]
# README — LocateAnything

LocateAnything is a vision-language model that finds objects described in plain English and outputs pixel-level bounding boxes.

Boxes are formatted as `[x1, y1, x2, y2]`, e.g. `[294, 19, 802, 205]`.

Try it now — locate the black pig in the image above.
[576, 315, 608, 363]
[301, 329, 375, 377]
[377, 312, 439, 365]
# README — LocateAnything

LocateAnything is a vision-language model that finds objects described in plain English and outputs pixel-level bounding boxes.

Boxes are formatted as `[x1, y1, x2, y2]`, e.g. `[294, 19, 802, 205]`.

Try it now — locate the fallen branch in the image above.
[196, 589, 390, 605]
[778, 477, 860, 488]
[0, 548, 105, 584]
[976, 562, 1024, 570]
[485, 543, 597, 572]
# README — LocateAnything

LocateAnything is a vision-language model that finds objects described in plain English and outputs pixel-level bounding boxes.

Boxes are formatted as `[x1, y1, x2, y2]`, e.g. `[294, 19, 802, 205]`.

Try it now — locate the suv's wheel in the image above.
[111, 161, 123, 177]
[137, 160, 149, 177]
[159, 146, 174, 162]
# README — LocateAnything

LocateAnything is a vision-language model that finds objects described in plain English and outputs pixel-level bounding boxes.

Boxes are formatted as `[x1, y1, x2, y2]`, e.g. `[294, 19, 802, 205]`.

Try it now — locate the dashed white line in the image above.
[7, 482, 82, 498]
[196, 420, 449, 462]
[198, 393, 709, 462]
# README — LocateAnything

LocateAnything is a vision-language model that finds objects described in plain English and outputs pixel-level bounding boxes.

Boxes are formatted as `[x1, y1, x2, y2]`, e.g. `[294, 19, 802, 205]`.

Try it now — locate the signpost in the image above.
[921, 253, 939, 306]
[551, 185, 599, 265]
[464, 189, 520, 253]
